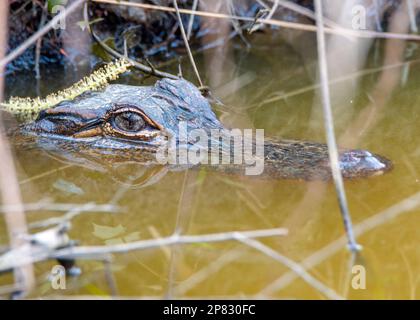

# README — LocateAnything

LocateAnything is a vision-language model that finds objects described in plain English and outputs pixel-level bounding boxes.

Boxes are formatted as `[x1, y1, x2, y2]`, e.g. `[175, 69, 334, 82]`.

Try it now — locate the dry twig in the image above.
[0, 1, 35, 298]
[173, 0, 203, 87]
[314, 0, 359, 252]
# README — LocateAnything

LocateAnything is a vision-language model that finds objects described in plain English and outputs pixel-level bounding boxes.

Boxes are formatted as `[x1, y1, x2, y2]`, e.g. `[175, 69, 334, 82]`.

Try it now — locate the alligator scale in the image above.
[17, 78, 392, 180]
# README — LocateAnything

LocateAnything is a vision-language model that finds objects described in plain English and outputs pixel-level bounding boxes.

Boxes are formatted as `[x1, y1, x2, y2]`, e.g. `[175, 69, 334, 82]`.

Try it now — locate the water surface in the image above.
[1, 33, 419, 299]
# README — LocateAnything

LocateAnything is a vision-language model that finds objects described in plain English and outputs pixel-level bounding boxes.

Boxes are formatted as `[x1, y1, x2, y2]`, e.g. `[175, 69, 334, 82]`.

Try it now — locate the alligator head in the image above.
[21, 78, 223, 155]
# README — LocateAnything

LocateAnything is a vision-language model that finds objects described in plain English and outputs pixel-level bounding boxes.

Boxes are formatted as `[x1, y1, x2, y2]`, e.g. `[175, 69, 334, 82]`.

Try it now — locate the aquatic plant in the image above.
[0, 58, 131, 119]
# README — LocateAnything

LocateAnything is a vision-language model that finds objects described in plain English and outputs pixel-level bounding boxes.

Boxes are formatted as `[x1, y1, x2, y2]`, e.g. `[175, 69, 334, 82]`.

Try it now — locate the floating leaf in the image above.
[92, 223, 126, 240]
[52, 179, 84, 195]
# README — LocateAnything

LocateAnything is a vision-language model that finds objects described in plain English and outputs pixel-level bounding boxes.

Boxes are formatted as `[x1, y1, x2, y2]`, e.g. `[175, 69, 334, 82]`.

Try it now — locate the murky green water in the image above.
[1, 33, 419, 299]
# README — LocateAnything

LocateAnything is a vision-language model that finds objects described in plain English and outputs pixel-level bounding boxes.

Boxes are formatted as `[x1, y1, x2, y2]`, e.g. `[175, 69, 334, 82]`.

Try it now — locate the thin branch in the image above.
[173, 0, 203, 87]
[236, 235, 344, 300]
[0, 284, 25, 297]
[248, 0, 278, 34]
[0, 224, 75, 274]
[0, 202, 119, 214]
[51, 228, 288, 260]
[27, 203, 121, 229]
[92, 0, 420, 41]
[175, 249, 245, 296]
[83, 2, 177, 79]
[407, 0, 418, 33]
[0, 227, 287, 274]
[186, 0, 199, 40]
[34, 2, 48, 79]
[224, 1, 250, 49]
[165, 169, 202, 298]
[255, 58, 420, 108]
[0, 1, 35, 298]
[373, 0, 383, 31]
[103, 258, 118, 297]
[266, 0, 279, 20]
[314, 0, 359, 252]
[270, 0, 356, 44]
[19, 164, 73, 185]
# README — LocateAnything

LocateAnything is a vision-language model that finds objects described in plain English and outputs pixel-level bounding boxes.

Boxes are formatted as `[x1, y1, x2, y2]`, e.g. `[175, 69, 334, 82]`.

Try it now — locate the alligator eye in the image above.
[112, 112, 145, 132]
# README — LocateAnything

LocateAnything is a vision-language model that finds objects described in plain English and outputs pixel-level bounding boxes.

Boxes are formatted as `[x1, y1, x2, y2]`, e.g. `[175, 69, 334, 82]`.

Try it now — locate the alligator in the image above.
[17, 78, 392, 180]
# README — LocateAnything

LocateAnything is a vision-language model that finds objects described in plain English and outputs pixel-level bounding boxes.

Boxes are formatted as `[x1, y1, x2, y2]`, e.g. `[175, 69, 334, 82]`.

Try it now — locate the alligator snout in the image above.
[26, 113, 82, 136]
[23, 103, 106, 137]
[339, 150, 392, 178]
